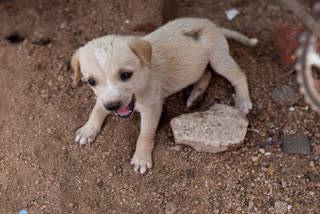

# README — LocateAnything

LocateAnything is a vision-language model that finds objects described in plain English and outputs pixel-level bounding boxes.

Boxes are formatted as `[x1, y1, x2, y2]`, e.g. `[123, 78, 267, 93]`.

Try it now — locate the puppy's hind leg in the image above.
[186, 70, 212, 108]
[209, 49, 252, 113]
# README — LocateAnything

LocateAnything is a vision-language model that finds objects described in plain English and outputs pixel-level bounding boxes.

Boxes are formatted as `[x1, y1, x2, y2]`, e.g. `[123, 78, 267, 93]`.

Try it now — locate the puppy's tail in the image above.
[219, 28, 258, 47]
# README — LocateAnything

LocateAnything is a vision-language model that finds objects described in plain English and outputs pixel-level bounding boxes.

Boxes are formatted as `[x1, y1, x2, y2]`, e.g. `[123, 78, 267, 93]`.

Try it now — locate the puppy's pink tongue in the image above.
[116, 106, 131, 116]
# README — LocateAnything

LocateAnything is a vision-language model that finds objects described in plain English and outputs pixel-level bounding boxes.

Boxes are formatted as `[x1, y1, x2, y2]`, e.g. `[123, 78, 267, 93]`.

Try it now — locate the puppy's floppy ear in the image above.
[128, 38, 152, 68]
[71, 48, 82, 88]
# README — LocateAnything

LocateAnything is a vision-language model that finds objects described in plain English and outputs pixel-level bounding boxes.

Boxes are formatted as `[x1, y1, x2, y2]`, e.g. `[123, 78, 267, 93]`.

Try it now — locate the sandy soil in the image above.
[0, 0, 319, 213]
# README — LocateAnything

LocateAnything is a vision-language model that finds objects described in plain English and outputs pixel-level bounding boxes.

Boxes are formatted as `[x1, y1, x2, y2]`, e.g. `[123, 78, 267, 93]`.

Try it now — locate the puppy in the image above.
[71, 18, 257, 174]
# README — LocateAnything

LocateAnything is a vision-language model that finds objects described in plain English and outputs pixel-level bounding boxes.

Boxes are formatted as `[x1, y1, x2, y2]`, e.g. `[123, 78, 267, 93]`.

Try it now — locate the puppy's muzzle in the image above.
[109, 95, 135, 118]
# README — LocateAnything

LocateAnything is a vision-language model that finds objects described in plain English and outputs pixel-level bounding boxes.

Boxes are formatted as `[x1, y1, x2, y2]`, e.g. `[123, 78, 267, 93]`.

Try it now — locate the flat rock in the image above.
[170, 104, 248, 153]
[281, 134, 311, 155]
[272, 85, 299, 106]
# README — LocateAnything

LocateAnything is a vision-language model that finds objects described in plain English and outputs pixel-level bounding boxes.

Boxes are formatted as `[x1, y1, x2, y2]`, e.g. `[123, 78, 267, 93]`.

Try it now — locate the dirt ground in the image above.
[0, 0, 319, 213]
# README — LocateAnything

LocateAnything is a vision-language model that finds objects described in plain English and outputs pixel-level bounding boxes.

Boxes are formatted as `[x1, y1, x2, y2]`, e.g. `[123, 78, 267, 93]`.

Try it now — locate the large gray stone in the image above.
[170, 104, 249, 153]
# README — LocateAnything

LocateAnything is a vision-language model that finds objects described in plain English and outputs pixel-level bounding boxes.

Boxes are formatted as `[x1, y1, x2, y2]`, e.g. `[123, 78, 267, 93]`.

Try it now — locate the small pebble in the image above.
[48, 79, 53, 87]
[314, 145, 320, 155]
[165, 202, 178, 214]
[213, 209, 220, 214]
[274, 200, 288, 214]
[57, 75, 64, 82]
[251, 156, 259, 162]
[60, 22, 67, 29]
[248, 201, 254, 210]
[281, 181, 287, 188]
[259, 148, 266, 154]
[173, 145, 182, 152]
[309, 161, 315, 167]
[265, 152, 271, 156]
[267, 163, 277, 176]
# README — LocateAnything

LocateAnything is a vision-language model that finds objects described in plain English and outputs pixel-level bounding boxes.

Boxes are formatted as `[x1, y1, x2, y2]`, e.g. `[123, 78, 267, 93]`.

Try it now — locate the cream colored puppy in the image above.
[71, 18, 257, 174]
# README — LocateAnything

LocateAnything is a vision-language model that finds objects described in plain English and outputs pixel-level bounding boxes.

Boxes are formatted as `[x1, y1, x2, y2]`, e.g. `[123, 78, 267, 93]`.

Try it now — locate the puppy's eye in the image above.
[120, 71, 133, 81]
[88, 78, 96, 86]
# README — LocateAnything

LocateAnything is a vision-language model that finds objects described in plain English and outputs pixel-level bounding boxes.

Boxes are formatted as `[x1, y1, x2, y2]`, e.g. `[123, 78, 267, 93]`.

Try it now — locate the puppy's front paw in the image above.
[234, 95, 253, 114]
[75, 124, 99, 145]
[130, 151, 152, 174]
[236, 100, 253, 114]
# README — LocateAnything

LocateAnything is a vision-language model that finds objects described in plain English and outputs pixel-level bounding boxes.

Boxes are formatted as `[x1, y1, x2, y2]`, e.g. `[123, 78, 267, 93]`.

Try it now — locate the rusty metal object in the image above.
[280, 0, 320, 113]
[295, 2, 320, 113]
[280, 0, 320, 38]
[296, 33, 320, 113]
[274, 24, 304, 66]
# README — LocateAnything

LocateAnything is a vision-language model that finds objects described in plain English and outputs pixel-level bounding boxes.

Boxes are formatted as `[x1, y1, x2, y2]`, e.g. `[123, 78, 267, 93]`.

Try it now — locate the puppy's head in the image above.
[71, 36, 152, 118]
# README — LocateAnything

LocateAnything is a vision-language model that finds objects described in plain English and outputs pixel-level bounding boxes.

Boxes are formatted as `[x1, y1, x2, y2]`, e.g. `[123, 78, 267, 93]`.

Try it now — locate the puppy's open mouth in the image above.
[114, 95, 135, 118]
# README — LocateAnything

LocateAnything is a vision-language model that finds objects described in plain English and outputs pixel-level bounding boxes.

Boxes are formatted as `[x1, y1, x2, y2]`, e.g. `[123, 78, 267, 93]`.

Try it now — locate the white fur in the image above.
[95, 48, 108, 69]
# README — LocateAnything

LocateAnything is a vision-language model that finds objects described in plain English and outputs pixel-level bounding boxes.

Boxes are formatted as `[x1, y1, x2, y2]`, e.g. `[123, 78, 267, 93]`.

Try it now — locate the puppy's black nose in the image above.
[104, 102, 121, 111]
